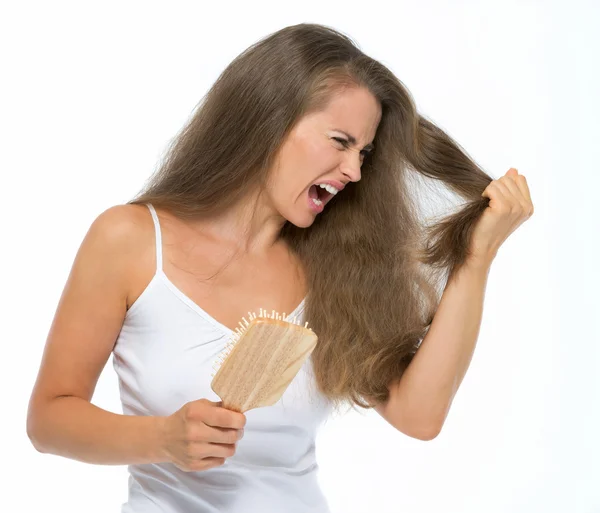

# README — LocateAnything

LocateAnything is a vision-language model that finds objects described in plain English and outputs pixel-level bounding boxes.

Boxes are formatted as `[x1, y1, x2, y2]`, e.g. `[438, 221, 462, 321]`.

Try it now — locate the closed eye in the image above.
[332, 137, 373, 158]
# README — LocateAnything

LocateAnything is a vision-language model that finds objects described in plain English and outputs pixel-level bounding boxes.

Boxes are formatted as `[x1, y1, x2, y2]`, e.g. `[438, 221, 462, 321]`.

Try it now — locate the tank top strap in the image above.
[145, 203, 163, 273]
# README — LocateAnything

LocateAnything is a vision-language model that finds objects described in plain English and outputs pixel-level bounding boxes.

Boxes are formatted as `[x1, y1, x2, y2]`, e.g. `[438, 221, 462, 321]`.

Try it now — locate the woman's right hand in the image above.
[160, 398, 246, 472]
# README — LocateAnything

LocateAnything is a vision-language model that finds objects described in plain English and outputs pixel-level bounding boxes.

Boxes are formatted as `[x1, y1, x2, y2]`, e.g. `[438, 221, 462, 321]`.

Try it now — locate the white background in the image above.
[2, 1, 598, 512]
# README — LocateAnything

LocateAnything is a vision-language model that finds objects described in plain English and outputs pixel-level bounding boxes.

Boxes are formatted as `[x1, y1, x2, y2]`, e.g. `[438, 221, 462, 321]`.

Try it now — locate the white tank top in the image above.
[111, 203, 333, 512]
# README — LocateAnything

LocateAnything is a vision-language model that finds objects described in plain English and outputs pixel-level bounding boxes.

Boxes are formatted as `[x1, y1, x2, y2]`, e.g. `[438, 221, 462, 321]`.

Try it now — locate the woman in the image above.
[26, 23, 533, 512]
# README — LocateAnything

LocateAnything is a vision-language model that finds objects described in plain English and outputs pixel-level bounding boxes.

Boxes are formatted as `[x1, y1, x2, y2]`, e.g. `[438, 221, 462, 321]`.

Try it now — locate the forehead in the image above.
[317, 86, 381, 138]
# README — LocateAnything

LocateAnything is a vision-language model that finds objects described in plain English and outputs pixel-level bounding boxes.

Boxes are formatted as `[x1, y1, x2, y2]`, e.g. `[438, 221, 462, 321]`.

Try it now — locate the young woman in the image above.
[26, 23, 533, 513]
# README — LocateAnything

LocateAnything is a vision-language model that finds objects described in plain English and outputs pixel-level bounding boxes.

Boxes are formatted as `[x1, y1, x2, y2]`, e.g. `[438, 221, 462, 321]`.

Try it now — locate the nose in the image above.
[339, 150, 363, 183]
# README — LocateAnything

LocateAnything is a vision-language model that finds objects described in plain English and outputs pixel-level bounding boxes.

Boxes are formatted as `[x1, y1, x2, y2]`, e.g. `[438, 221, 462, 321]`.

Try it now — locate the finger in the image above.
[486, 180, 510, 204]
[481, 178, 500, 199]
[498, 176, 527, 209]
[507, 168, 532, 200]
[206, 409, 245, 431]
[197, 441, 237, 460]
[204, 424, 243, 445]
[515, 175, 532, 205]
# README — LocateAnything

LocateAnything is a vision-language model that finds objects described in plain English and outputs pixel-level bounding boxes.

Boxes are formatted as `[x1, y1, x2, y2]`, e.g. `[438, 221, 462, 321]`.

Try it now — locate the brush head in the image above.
[210, 309, 318, 413]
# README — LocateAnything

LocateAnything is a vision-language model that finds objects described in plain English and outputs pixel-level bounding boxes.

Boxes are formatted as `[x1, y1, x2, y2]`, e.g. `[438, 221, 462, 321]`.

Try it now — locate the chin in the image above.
[282, 208, 316, 229]
[278, 200, 319, 229]
[286, 216, 314, 229]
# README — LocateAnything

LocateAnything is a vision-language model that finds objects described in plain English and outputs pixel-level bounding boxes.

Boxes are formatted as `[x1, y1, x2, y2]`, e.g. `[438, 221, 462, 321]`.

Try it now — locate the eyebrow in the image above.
[334, 130, 375, 152]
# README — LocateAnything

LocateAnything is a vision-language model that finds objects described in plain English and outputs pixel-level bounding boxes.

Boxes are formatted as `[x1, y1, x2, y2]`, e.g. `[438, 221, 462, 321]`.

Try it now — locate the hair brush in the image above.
[210, 308, 318, 413]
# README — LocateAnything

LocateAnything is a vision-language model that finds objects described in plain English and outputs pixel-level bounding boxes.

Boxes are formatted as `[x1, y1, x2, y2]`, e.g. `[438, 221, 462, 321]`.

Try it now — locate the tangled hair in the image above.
[128, 23, 493, 415]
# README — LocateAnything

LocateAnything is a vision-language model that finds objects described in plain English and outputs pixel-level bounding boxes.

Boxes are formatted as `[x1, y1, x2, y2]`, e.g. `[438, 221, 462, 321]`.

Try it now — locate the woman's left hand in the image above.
[468, 168, 534, 265]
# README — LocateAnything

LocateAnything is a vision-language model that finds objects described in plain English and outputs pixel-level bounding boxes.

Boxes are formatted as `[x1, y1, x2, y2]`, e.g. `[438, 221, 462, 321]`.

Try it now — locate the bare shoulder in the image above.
[91, 203, 153, 243]
[26, 203, 154, 413]
[86, 203, 153, 275]
[64, 203, 152, 291]
[91, 203, 157, 308]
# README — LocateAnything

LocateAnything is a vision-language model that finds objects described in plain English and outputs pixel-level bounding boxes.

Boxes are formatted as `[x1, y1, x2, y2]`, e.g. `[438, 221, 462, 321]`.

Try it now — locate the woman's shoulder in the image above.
[86, 204, 158, 305]
[93, 203, 153, 233]
[86, 204, 156, 259]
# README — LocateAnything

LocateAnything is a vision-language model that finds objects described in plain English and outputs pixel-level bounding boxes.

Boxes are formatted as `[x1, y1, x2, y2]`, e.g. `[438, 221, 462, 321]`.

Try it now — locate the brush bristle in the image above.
[209, 308, 318, 412]
[210, 308, 311, 379]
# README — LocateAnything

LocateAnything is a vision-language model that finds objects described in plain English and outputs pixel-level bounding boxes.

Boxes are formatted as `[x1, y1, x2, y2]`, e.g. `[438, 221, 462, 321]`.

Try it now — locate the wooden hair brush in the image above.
[210, 308, 318, 413]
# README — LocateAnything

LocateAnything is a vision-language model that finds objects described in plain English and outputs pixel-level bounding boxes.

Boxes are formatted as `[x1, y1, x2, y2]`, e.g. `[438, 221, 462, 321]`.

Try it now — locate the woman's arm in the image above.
[27, 205, 167, 464]
[375, 257, 492, 440]
[28, 395, 167, 465]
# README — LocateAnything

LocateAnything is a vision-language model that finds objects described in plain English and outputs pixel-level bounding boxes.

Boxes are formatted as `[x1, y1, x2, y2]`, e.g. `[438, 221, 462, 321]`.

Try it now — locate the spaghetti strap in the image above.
[145, 203, 163, 273]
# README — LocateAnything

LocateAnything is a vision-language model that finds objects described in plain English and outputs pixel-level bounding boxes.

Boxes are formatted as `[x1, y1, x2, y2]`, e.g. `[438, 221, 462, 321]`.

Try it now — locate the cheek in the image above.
[301, 138, 337, 172]
[294, 129, 330, 159]
[279, 136, 337, 198]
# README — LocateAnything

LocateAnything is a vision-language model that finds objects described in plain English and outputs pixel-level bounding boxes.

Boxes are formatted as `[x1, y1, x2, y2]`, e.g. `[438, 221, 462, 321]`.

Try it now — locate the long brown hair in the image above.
[128, 23, 493, 414]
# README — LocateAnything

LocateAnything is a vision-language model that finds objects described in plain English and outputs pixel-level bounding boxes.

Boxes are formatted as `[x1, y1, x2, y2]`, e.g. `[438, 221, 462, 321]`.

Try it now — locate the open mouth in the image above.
[308, 184, 333, 205]
[316, 185, 333, 203]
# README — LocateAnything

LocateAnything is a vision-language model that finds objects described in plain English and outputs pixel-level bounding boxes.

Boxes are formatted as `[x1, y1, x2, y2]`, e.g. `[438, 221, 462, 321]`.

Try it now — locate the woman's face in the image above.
[267, 86, 382, 228]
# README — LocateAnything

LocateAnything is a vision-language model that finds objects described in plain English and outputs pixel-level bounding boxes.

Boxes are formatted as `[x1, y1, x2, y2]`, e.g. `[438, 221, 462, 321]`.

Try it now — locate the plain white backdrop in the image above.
[2, 1, 598, 512]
